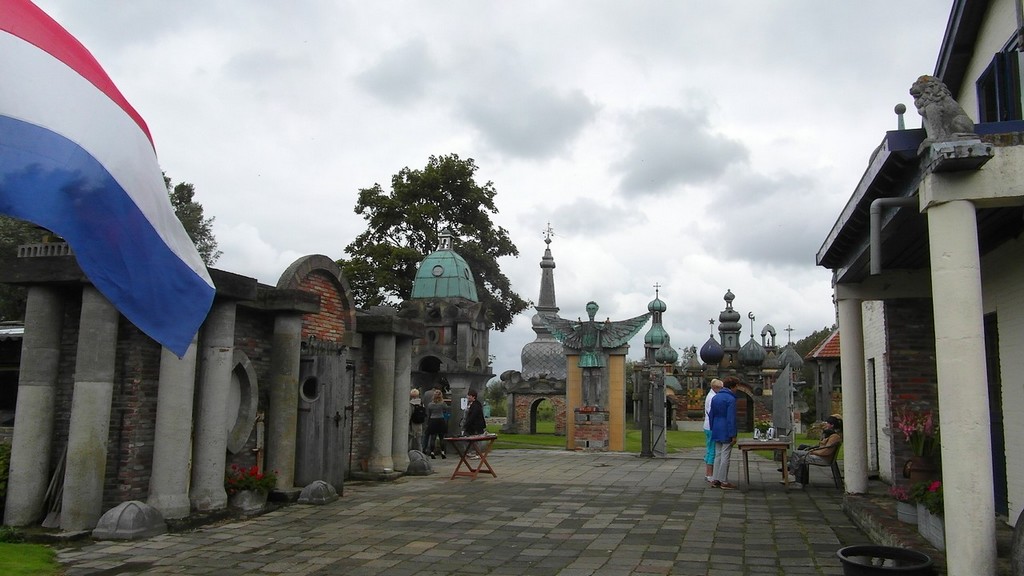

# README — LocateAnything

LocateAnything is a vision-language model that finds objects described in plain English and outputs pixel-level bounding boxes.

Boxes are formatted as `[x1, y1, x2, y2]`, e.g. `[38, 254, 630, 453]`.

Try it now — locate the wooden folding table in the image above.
[444, 434, 498, 480]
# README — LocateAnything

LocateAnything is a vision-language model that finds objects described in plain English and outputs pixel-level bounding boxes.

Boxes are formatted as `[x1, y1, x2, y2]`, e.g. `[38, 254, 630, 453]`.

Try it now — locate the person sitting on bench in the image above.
[787, 415, 842, 481]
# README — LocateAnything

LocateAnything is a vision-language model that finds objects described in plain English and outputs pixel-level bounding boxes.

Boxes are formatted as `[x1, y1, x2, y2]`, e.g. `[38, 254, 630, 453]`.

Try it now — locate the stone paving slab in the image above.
[56, 449, 873, 575]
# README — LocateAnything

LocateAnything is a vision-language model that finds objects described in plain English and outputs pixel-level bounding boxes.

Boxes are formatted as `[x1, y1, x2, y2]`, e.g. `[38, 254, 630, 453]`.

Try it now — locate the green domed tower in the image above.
[402, 230, 491, 430]
[410, 231, 479, 301]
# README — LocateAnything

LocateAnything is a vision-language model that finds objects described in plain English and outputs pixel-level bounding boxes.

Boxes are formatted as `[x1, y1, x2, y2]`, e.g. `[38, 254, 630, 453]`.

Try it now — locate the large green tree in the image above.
[165, 175, 221, 266]
[341, 154, 528, 331]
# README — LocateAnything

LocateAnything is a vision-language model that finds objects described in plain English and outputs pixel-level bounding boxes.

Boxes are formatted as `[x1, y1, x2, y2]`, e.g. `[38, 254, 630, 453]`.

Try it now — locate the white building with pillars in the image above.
[815, 1, 1024, 573]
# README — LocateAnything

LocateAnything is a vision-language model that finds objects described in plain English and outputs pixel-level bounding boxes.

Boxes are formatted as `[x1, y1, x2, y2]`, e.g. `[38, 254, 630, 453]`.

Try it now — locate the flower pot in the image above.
[902, 456, 938, 483]
[917, 506, 945, 551]
[836, 545, 933, 575]
[896, 501, 917, 524]
[229, 489, 268, 513]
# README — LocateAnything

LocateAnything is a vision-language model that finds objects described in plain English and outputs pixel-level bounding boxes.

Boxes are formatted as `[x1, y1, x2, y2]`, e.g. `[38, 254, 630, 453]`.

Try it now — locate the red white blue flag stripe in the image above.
[0, 0, 215, 357]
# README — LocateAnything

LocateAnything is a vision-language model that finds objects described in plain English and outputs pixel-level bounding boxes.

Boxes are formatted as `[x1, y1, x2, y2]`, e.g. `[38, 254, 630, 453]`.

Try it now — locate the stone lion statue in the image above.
[910, 74, 976, 148]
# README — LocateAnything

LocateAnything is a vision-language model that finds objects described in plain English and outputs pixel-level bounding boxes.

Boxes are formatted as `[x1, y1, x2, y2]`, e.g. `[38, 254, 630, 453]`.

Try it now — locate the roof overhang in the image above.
[934, 0, 995, 96]
[817, 121, 1024, 290]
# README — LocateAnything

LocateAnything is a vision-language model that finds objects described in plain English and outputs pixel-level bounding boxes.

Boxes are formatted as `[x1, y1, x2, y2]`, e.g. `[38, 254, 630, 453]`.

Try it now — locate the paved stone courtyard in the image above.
[56, 449, 878, 575]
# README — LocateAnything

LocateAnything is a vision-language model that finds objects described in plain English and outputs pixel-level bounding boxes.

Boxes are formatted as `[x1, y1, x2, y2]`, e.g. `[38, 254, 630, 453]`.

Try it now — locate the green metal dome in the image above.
[410, 230, 479, 301]
[644, 323, 668, 347]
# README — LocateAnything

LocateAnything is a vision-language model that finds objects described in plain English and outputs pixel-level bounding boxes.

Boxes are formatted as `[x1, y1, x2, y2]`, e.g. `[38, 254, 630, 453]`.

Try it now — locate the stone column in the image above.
[190, 301, 236, 511]
[391, 337, 412, 471]
[266, 313, 302, 490]
[146, 337, 198, 519]
[926, 199, 996, 575]
[368, 333, 395, 473]
[61, 286, 119, 531]
[836, 296, 867, 494]
[4, 286, 63, 526]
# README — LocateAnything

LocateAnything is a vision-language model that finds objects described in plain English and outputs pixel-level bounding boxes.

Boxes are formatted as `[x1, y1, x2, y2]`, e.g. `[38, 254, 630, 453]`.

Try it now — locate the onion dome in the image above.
[411, 230, 478, 301]
[664, 374, 682, 392]
[778, 344, 804, 371]
[699, 335, 724, 365]
[717, 289, 741, 331]
[644, 323, 668, 348]
[739, 336, 766, 367]
[655, 335, 678, 364]
[647, 296, 667, 313]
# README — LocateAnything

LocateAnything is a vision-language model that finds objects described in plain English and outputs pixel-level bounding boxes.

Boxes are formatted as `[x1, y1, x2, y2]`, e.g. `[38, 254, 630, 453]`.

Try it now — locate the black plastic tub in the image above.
[836, 545, 934, 575]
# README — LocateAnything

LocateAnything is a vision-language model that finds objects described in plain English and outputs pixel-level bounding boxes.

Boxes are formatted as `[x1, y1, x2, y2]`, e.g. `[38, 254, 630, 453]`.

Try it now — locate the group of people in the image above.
[408, 387, 487, 460]
[702, 377, 842, 489]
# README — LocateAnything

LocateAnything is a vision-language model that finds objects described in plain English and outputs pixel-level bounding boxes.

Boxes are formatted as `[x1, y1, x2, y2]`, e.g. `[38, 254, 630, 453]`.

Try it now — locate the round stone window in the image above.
[301, 376, 320, 402]
[432, 265, 444, 277]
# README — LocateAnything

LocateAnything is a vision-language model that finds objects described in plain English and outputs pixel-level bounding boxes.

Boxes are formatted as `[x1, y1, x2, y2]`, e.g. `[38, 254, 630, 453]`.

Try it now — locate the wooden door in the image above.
[295, 351, 351, 489]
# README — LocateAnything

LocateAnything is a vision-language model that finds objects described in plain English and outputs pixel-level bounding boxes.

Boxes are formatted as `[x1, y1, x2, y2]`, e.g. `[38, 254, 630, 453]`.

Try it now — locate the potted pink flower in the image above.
[894, 407, 940, 482]
[888, 484, 917, 524]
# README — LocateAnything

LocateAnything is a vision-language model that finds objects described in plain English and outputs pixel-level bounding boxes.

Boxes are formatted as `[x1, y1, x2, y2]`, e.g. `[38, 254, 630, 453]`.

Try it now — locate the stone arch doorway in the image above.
[510, 393, 566, 436]
[735, 386, 755, 433]
[529, 397, 555, 434]
[413, 355, 451, 397]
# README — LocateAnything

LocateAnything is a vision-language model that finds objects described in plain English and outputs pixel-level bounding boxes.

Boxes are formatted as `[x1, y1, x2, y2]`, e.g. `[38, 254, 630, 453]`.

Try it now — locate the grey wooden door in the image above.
[295, 350, 350, 488]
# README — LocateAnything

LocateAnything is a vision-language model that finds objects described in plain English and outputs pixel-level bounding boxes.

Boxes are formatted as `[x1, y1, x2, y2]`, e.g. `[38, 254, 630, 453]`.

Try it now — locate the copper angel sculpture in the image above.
[541, 301, 650, 407]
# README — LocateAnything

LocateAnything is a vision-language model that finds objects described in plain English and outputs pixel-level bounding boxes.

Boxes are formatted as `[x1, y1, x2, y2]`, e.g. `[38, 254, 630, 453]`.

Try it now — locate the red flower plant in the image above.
[893, 407, 938, 457]
[224, 464, 277, 495]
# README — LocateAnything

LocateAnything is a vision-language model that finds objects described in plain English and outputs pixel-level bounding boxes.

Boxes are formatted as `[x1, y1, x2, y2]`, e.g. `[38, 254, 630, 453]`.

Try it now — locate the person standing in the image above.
[463, 389, 486, 436]
[462, 389, 487, 459]
[703, 379, 724, 483]
[709, 377, 738, 490]
[423, 389, 448, 459]
[409, 388, 426, 452]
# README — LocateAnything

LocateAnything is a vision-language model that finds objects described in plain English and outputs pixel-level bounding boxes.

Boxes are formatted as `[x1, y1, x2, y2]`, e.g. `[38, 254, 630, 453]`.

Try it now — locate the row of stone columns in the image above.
[4, 280, 423, 529]
[4, 286, 63, 526]
[2, 286, 308, 529]
[366, 333, 416, 475]
[836, 197, 996, 575]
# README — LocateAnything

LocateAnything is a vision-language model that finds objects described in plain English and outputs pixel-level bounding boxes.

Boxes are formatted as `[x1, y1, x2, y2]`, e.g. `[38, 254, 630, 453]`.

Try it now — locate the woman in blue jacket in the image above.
[709, 378, 738, 489]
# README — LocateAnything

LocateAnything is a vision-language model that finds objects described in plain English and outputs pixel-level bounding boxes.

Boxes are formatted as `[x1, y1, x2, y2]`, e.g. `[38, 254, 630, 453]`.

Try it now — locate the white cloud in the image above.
[30, 0, 951, 373]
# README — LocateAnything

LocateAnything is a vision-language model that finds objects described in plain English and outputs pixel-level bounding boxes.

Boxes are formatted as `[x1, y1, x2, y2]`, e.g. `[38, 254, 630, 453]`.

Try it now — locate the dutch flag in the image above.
[0, 0, 215, 357]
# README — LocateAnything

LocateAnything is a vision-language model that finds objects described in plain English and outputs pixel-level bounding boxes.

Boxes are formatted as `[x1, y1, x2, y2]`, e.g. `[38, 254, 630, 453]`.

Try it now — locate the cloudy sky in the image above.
[34, 1, 953, 373]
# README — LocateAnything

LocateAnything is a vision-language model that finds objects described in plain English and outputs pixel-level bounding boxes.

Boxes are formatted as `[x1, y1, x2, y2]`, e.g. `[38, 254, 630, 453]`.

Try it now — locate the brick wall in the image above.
[104, 323, 161, 508]
[884, 298, 938, 488]
[350, 341, 374, 471]
[510, 394, 566, 435]
[228, 308, 275, 472]
[574, 409, 608, 449]
[298, 271, 349, 342]
[43, 292, 283, 512]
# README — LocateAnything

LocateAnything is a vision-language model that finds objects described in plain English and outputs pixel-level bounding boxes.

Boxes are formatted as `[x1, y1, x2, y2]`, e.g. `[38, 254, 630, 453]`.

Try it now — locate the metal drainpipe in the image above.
[869, 196, 918, 275]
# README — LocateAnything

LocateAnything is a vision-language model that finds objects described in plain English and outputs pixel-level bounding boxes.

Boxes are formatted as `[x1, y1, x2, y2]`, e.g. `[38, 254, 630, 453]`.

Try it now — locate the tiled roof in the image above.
[805, 329, 840, 360]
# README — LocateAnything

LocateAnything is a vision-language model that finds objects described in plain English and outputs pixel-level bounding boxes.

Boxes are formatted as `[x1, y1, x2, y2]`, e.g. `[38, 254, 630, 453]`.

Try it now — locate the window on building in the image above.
[976, 51, 1023, 122]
